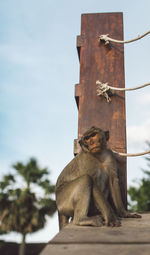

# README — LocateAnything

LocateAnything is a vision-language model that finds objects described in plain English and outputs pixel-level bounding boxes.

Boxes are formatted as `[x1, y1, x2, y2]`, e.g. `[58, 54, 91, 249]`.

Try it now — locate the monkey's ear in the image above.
[79, 138, 89, 152]
[105, 131, 109, 141]
[79, 139, 83, 147]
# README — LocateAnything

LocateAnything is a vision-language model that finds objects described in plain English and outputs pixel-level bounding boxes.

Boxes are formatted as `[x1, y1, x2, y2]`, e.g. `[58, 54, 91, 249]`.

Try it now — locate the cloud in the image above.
[137, 92, 150, 105]
[127, 120, 150, 150]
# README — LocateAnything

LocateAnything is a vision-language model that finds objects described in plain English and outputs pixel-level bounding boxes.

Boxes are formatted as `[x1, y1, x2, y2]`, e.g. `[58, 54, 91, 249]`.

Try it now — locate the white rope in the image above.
[96, 80, 150, 102]
[99, 30, 150, 45]
[113, 150, 150, 157]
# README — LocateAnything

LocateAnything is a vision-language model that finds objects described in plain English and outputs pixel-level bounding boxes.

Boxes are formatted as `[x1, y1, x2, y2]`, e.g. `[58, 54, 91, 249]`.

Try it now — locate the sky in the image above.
[0, 0, 150, 244]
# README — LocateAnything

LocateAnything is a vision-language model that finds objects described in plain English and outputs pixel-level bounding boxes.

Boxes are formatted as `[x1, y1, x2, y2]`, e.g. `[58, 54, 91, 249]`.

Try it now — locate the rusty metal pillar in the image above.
[74, 13, 127, 207]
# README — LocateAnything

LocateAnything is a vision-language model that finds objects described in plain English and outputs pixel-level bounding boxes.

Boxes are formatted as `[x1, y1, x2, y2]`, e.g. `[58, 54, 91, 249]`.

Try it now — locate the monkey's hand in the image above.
[105, 213, 121, 227]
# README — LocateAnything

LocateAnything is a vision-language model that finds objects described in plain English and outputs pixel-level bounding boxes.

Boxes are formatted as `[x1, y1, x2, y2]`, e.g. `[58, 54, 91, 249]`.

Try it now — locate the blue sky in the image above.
[0, 0, 150, 243]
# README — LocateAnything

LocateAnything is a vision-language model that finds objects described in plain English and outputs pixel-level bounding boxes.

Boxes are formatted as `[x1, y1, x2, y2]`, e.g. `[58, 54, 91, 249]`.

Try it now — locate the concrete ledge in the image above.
[40, 213, 150, 255]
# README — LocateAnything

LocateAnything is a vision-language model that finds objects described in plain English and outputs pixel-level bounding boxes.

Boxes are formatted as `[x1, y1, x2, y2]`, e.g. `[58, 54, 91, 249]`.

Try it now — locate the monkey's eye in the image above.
[91, 132, 97, 137]
[84, 136, 90, 141]
[84, 132, 97, 141]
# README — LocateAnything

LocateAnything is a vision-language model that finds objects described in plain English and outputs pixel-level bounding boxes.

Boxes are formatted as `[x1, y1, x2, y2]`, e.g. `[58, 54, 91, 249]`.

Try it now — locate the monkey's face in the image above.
[84, 132, 102, 153]
[79, 127, 109, 153]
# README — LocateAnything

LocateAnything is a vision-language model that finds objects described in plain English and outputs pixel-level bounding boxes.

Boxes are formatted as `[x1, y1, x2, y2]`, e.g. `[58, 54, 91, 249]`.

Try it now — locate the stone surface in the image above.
[40, 213, 150, 255]
[40, 244, 150, 255]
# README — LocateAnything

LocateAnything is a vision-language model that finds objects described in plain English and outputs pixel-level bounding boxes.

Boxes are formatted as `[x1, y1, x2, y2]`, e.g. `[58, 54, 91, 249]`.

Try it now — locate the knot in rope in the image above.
[99, 34, 110, 45]
[96, 81, 112, 102]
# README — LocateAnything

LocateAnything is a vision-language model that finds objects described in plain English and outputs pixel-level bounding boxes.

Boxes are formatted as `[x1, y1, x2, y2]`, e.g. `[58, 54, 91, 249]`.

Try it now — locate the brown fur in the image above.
[56, 126, 141, 230]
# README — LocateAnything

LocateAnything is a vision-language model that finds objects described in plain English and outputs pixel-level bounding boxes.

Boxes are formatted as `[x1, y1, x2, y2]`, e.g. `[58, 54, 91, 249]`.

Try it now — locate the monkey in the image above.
[55, 126, 141, 230]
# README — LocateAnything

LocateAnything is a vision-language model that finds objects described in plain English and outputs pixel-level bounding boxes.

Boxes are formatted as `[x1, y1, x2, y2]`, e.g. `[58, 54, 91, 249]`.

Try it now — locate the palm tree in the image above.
[0, 158, 56, 255]
[128, 142, 150, 212]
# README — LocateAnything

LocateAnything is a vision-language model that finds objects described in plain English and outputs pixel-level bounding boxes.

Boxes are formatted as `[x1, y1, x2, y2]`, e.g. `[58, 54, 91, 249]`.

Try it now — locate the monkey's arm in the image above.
[110, 170, 141, 218]
[101, 151, 126, 216]
[109, 170, 127, 216]
[93, 183, 121, 226]
[58, 212, 69, 230]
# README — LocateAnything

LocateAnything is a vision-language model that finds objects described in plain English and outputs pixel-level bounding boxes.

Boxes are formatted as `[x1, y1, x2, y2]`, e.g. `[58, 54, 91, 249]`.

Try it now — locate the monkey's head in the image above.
[79, 126, 109, 153]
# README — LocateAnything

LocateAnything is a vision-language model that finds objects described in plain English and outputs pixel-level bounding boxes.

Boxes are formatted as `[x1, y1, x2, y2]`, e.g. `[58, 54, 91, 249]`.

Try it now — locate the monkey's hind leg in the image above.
[58, 212, 69, 230]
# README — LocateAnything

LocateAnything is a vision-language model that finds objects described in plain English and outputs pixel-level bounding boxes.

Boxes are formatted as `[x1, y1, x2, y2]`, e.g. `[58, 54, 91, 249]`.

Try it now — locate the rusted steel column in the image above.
[74, 13, 127, 207]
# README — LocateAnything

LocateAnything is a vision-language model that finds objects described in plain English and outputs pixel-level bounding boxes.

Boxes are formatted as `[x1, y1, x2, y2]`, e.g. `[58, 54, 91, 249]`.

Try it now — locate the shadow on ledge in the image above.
[0, 241, 46, 255]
